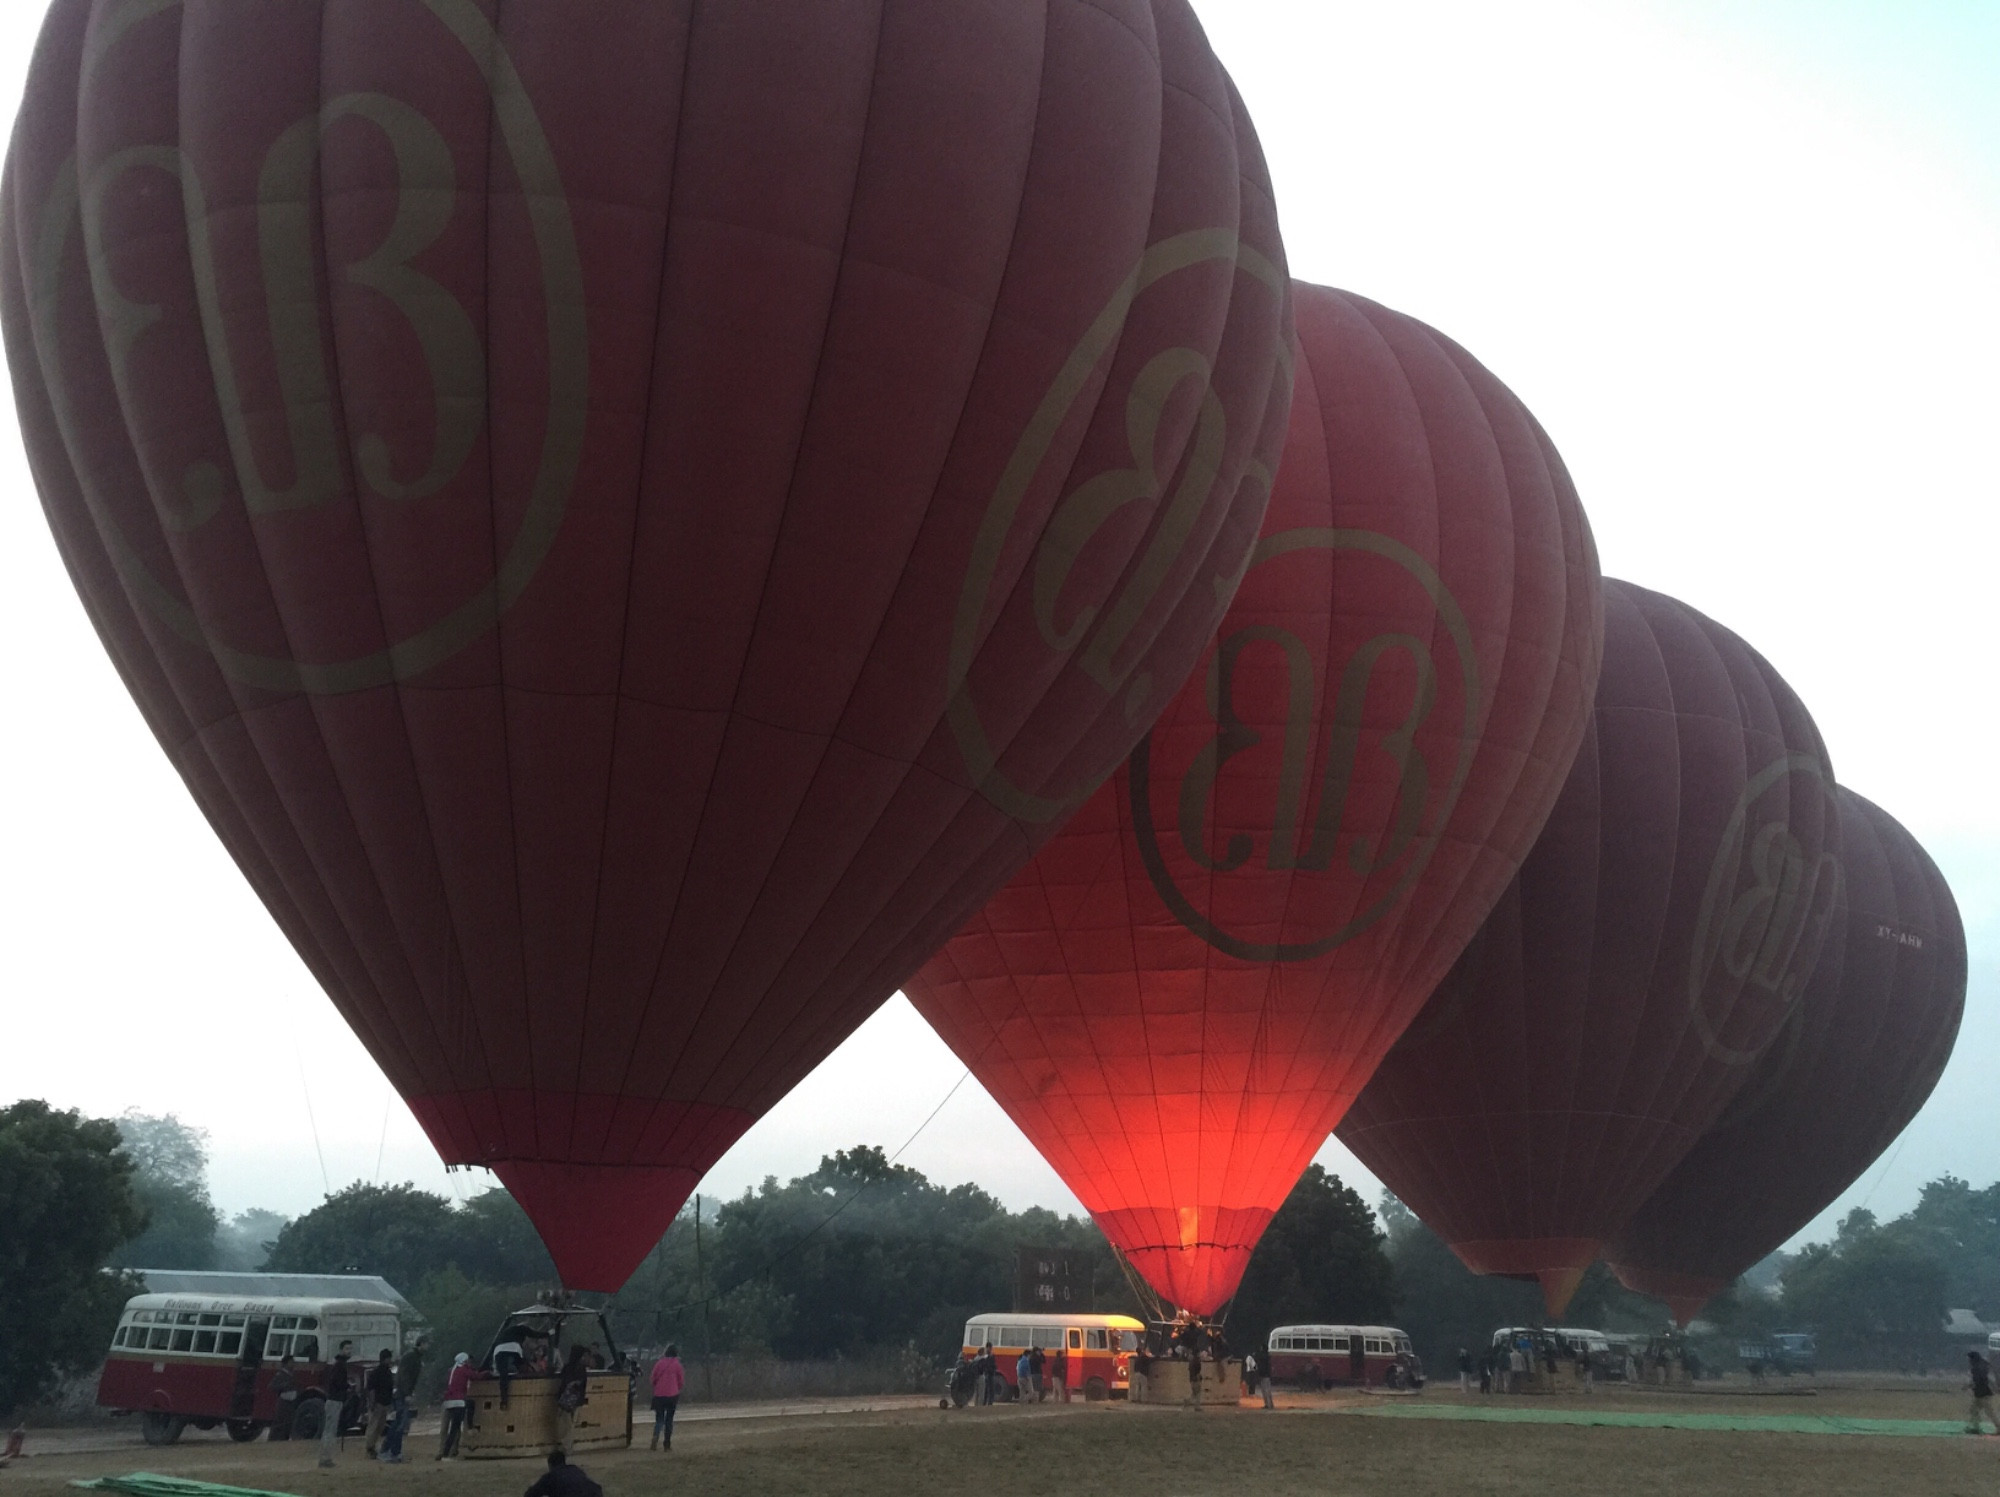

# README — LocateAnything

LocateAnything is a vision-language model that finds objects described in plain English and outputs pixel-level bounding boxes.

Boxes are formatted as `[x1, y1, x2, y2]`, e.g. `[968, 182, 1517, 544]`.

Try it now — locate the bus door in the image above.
[231, 1318, 271, 1419]
[1066, 1329, 1082, 1390]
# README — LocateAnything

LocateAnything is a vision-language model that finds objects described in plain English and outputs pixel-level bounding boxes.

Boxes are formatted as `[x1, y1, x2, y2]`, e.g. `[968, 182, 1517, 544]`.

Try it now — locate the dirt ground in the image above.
[9, 1380, 1998, 1497]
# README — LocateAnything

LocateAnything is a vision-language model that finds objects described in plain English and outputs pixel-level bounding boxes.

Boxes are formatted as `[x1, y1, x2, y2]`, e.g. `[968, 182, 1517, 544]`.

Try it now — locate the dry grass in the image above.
[9, 1381, 1999, 1497]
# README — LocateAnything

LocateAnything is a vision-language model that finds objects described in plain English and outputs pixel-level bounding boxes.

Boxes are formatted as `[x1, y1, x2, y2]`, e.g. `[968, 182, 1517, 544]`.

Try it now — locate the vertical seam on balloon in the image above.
[304, 0, 482, 1132]
[467, 0, 531, 1162]
[586, 2, 702, 1175]
[609, 0, 893, 1113]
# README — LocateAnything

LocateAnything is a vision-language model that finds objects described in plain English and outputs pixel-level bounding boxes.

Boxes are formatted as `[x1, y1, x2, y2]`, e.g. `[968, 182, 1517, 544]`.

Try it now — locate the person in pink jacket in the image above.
[649, 1345, 687, 1451]
[436, 1353, 474, 1460]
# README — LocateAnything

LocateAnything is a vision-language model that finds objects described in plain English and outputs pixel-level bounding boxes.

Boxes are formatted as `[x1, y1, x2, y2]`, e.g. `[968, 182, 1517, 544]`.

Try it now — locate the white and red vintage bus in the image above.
[98, 1292, 404, 1445]
[1267, 1324, 1419, 1389]
[959, 1313, 1145, 1401]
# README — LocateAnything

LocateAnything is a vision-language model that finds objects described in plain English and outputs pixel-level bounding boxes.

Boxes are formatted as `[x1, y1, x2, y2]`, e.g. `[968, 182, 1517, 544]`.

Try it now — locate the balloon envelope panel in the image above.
[1605, 788, 1966, 1322]
[1338, 579, 1843, 1315]
[906, 283, 1602, 1314]
[2, 0, 1292, 1289]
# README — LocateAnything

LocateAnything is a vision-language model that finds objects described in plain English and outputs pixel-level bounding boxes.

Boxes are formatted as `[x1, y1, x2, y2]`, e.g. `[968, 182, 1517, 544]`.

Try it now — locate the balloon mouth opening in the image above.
[1451, 1237, 1602, 1317]
[1608, 1262, 1727, 1326]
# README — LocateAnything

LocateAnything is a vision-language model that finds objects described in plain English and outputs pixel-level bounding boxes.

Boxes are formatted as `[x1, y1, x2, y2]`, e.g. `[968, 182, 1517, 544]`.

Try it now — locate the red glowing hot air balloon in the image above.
[904, 283, 1602, 1315]
[2, 0, 1293, 1290]
[1605, 788, 1965, 1323]
[1338, 580, 1844, 1315]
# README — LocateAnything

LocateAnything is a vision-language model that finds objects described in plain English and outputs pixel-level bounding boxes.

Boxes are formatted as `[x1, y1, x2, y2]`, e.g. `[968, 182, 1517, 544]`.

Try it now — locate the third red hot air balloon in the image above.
[1338, 580, 1844, 1314]
[904, 282, 1602, 1315]
[1, 0, 1292, 1290]
[1604, 787, 1966, 1322]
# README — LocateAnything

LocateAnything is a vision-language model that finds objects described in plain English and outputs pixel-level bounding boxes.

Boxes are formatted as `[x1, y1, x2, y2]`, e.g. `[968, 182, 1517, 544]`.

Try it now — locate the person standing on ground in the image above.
[269, 1354, 299, 1441]
[437, 1352, 472, 1459]
[1129, 1346, 1152, 1404]
[649, 1344, 685, 1451]
[1015, 1347, 1035, 1403]
[1968, 1352, 1999, 1435]
[1246, 1349, 1274, 1410]
[555, 1344, 592, 1454]
[1478, 1350, 1492, 1395]
[380, 1336, 425, 1462]
[317, 1341, 355, 1468]
[1457, 1347, 1471, 1394]
[363, 1349, 396, 1458]
[1050, 1342, 1069, 1403]
[524, 1449, 603, 1497]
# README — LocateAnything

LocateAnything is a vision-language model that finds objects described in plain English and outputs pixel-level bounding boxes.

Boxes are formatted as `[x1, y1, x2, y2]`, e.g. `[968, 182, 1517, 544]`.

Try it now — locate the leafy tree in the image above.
[110, 1112, 220, 1270]
[264, 1182, 461, 1292]
[214, 1208, 290, 1272]
[449, 1187, 557, 1284]
[1896, 1176, 2000, 1321]
[707, 1146, 1134, 1360]
[1781, 1207, 1951, 1369]
[0, 1102, 145, 1416]
[1227, 1168, 1396, 1357]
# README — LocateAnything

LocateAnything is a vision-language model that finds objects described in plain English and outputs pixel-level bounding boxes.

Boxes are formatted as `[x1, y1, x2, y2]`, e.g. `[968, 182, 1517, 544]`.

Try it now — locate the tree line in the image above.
[3, 1095, 1992, 1416]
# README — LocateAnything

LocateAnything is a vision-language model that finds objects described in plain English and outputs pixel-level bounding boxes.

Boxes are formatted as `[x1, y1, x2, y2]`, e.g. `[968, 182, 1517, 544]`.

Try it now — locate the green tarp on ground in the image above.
[70, 1475, 303, 1497]
[1337, 1401, 1974, 1439]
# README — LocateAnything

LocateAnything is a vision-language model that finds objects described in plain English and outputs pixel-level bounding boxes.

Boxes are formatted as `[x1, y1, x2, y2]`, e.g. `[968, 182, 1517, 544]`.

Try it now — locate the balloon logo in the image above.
[29, 0, 584, 693]
[1687, 753, 1842, 1064]
[949, 231, 1289, 822]
[1128, 527, 1481, 961]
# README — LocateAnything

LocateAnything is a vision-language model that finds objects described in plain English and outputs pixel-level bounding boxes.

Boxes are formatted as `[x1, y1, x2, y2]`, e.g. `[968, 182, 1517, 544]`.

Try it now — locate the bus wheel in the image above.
[141, 1412, 186, 1446]
[291, 1400, 325, 1442]
[1084, 1378, 1109, 1402]
[225, 1420, 267, 1443]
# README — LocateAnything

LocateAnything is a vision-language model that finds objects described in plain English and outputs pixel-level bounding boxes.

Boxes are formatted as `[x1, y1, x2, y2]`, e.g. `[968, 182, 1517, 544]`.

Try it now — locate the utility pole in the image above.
[693, 1194, 717, 1402]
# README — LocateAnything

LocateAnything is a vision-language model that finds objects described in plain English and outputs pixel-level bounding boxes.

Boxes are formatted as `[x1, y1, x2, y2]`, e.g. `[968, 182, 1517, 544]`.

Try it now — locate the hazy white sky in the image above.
[1, 1, 1993, 1253]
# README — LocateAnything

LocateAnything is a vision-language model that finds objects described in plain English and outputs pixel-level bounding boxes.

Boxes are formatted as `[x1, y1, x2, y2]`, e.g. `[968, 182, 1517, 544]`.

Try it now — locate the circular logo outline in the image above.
[29, 0, 588, 695]
[1128, 526, 1482, 964]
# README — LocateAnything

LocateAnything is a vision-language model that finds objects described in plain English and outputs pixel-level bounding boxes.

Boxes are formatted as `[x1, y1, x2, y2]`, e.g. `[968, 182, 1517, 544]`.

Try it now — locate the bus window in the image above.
[1031, 1329, 1064, 1349]
[148, 1327, 171, 1351]
[273, 1316, 298, 1331]
[217, 1332, 241, 1356]
[194, 1331, 217, 1354]
[1086, 1330, 1108, 1351]
[1332, 1337, 1349, 1351]
[222, 1314, 245, 1328]
[170, 1329, 194, 1352]
[294, 1336, 319, 1361]
[1002, 1328, 1028, 1348]
[1068, 1330, 1082, 1351]
[198, 1313, 222, 1327]
[267, 1335, 291, 1359]
[299, 1317, 319, 1331]
[1117, 1331, 1139, 1352]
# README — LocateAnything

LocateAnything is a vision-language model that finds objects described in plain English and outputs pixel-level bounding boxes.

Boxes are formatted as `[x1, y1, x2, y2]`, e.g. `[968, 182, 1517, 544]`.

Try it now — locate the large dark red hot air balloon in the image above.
[1, 0, 1294, 1290]
[904, 282, 1602, 1315]
[1605, 787, 1965, 1322]
[1338, 580, 1843, 1314]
